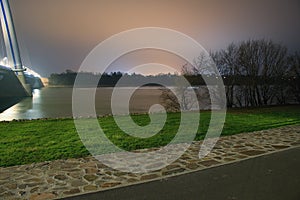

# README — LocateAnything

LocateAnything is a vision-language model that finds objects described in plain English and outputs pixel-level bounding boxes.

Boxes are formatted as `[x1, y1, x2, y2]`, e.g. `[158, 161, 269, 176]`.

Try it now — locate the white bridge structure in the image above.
[0, 0, 39, 96]
[0, 56, 42, 78]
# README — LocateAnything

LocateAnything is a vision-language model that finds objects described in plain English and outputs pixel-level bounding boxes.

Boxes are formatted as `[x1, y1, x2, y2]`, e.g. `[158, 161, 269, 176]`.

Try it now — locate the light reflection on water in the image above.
[0, 87, 163, 121]
[0, 89, 46, 121]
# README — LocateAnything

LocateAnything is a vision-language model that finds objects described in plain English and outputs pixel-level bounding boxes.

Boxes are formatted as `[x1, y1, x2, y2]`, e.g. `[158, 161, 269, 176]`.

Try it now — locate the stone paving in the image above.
[0, 125, 300, 200]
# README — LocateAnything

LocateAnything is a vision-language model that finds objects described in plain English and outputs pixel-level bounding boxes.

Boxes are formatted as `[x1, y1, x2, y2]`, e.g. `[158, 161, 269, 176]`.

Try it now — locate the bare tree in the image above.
[213, 43, 240, 107]
[160, 88, 180, 112]
[161, 51, 220, 111]
[183, 51, 226, 109]
[288, 52, 300, 103]
[160, 75, 205, 112]
[237, 39, 288, 106]
[162, 39, 293, 109]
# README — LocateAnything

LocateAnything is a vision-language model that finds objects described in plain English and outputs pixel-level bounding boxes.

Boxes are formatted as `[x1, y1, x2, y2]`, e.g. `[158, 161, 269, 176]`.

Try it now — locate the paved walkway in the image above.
[64, 147, 300, 200]
[0, 125, 300, 200]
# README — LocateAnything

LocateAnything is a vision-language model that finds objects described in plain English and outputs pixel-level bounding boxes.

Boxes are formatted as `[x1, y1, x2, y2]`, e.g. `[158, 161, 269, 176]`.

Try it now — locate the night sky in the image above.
[9, 0, 300, 77]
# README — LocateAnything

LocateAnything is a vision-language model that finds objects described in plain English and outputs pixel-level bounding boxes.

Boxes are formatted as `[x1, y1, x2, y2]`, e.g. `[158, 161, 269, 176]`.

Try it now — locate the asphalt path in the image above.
[64, 147, 300, 200]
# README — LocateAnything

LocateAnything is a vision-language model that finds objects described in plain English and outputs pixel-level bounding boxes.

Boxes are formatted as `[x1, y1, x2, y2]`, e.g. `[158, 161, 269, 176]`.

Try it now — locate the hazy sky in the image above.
[9, 0, 300, 76]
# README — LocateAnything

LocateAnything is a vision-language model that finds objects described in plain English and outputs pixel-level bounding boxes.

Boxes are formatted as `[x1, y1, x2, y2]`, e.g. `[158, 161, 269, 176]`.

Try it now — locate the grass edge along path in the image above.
[0, 105, 299, 167]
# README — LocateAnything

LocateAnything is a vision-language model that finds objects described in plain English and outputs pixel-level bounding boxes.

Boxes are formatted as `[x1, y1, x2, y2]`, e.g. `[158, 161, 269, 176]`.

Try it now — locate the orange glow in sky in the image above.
[9, 0, 300, 76]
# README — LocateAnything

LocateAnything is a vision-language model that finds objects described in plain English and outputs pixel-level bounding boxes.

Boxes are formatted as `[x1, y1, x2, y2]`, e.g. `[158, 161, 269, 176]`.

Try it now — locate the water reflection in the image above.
[0, 90, 35, 121]
[0, 87, 163, 121]
[0, 88, 73, 121]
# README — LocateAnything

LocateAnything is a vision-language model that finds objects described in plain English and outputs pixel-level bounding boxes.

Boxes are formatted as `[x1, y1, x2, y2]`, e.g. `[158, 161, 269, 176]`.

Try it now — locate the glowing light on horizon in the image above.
[127, 63, 179, 76]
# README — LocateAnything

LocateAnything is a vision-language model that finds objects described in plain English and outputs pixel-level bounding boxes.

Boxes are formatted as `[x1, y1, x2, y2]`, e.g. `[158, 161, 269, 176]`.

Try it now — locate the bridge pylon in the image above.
[0, 0, 32, 96]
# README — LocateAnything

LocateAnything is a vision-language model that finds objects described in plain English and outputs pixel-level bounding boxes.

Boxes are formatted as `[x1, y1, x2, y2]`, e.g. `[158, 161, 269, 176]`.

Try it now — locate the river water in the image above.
[0, 87, 163, 121]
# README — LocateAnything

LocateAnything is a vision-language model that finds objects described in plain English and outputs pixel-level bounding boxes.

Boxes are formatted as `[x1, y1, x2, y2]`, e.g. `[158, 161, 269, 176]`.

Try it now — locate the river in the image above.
[0, 87, 163, 121]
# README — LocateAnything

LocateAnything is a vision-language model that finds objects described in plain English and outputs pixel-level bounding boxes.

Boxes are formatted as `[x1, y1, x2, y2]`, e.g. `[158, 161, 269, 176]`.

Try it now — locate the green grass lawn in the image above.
[0, 105, 299, 167]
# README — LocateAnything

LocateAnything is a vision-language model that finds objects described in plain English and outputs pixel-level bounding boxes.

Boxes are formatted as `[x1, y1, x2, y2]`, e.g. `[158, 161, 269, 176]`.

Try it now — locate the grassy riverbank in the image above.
[0, 105, 299, 167]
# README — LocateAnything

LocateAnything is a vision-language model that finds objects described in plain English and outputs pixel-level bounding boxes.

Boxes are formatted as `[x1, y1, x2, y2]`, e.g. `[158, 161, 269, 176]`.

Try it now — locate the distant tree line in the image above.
[49, 70, 227, 87]
[49, 70, 182, 87]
